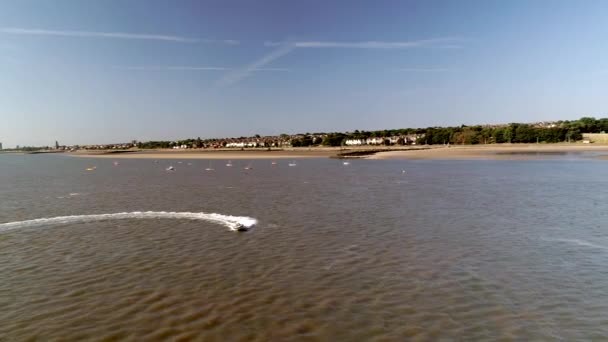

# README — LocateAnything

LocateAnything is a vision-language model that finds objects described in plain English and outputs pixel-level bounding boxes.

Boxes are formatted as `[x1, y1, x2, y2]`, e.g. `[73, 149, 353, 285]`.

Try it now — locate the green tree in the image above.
[321, 133, 346, 146]
[503, 126, 513, 143]
[514, 125, 535, 143]
[579, 117, 597, 132]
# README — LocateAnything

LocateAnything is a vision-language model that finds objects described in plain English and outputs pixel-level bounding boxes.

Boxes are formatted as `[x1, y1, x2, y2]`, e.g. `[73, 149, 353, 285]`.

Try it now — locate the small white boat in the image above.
[288, 161, 297, 167]
[343, 161, 350, 165]
[166, 166, 175, 171]
[271, 161, 277, 165]
[205, 161, 215, 171]
[226, 160, 233, 167]
[244, 163, 253, 170]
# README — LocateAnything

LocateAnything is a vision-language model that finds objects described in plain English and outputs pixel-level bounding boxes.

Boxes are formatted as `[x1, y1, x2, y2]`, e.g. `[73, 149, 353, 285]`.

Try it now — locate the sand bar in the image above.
[367, 144, 608, 160]
[40, 144, 608, 160]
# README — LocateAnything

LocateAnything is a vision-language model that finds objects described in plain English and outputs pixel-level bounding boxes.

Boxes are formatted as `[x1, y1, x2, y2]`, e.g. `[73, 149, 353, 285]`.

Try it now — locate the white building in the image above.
[366, 137, 385, 145]
[344, 139, 364, 146]
[226, 142, 245, 148]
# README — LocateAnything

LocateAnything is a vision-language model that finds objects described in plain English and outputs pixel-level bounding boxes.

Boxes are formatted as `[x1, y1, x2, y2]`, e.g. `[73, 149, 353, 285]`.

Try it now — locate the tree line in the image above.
[136, 117, 607, 148]
[12, 116, 606, 150]
[416, 117, 607, 145]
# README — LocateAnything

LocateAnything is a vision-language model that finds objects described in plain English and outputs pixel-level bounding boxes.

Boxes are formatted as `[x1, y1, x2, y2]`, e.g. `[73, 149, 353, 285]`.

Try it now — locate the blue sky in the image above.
[0, 0, 607, 147]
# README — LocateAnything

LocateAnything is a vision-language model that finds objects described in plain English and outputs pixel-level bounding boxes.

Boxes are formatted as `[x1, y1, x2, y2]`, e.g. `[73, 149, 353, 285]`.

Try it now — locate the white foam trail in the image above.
[0, 211, 258, 233]
[543, 238, 608, 251]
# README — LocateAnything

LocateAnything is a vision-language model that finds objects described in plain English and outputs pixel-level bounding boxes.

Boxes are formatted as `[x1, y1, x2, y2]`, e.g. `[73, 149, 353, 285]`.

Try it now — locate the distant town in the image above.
[2, 117, 608, 152]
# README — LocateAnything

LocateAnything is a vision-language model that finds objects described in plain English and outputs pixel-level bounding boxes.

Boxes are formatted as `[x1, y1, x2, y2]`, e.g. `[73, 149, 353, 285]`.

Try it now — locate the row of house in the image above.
[531, 121, 558, 128]
[172, 144, 190, 149]
[167, 136, 296, 149]
[344, 134, 421, 146]
[225, 141, 265, 148]
[170, 133, 423, 149]
[223, 138, 291, 148]
[84, 143, 137, 150]
[69, 142, 138, 150]
[218, 135, 306, 148]
[69, 133, 425, 151]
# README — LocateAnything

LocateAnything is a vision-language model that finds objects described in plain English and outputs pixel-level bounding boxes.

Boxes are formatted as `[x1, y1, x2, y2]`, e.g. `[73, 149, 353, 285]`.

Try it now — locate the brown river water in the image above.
[1, 154, 608, 340]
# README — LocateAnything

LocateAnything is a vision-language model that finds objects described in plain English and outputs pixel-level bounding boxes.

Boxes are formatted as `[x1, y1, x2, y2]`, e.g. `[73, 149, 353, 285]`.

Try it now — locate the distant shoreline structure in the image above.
[5, 143, 608, 161]
[6, 144, 604, 161]
[4, 116, 608, 153]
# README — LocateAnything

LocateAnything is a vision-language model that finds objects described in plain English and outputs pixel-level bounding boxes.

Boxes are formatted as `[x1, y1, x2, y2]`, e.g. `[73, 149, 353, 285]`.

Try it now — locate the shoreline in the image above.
[366, 144, 608, 160]
[69, 148, 341, 159]
[18, 143, 608, 160]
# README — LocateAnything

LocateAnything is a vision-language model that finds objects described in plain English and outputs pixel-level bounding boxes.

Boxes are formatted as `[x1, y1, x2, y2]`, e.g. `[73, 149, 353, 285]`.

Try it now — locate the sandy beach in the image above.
[367, 144, 608, 160]
[61, 144, 608, 160]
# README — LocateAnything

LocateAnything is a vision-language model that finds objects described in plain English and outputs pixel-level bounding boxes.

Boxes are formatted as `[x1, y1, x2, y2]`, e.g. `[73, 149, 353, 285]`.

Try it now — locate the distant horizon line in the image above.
[4, 116, 603, 148]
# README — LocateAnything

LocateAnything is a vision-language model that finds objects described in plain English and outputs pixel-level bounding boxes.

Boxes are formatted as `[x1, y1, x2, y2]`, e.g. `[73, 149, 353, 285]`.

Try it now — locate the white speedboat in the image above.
[166, 166, 175, 171]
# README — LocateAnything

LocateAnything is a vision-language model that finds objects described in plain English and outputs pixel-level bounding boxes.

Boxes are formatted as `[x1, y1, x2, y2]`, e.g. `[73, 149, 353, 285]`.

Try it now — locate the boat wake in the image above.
[0, 211, 258, 233]
[543, 237, 608, 252]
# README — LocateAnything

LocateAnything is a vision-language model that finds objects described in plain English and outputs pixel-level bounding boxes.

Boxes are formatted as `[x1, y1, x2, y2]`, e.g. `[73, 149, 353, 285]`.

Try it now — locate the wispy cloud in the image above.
[115, 66, 229, 71]
[253, 67, 290, 72]
[265, 38, 461, 49]
[396, 68, 456, 72]
[215, 37, 461, 86]
[217, 43, 294, 86]
[167, 66, 228, 71]
[114, 66, 290, 72]
[0, 27, 238, 44]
